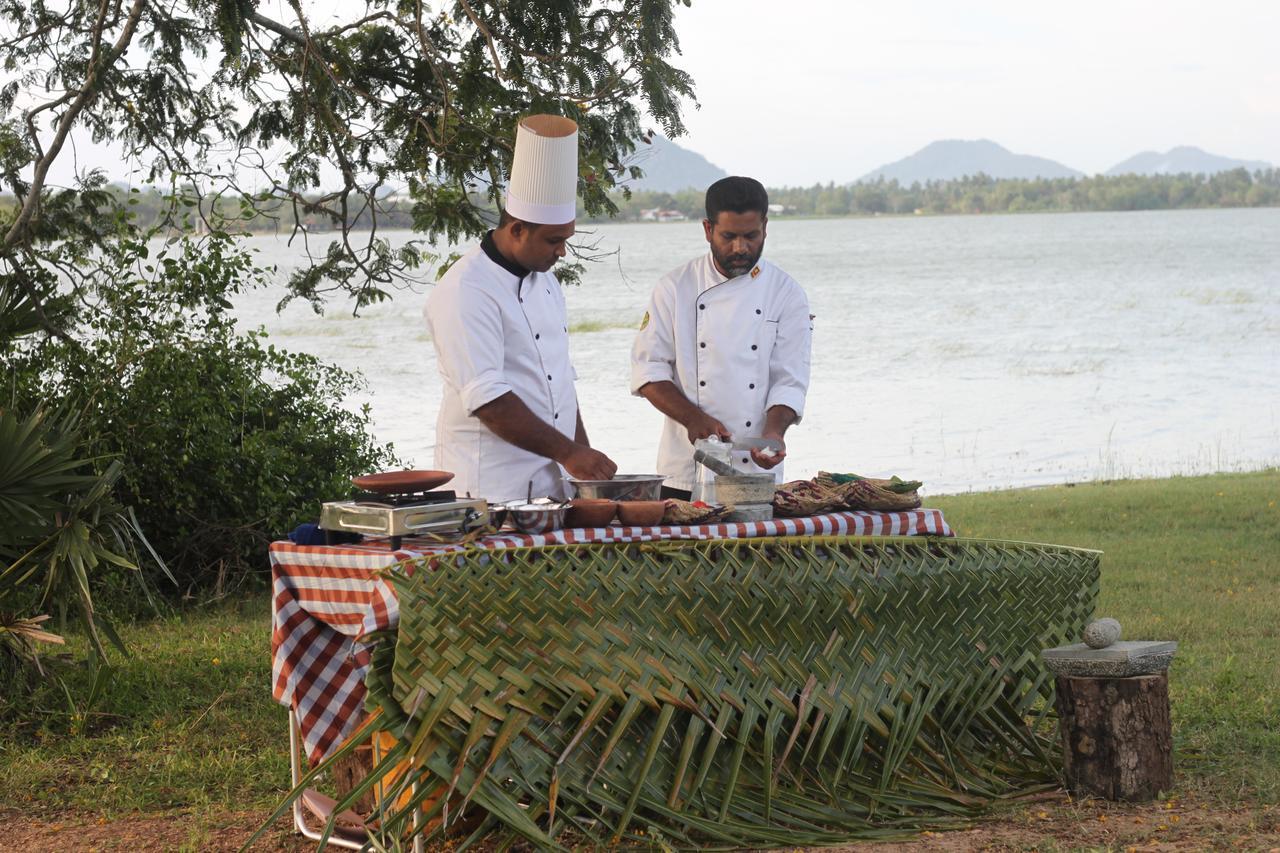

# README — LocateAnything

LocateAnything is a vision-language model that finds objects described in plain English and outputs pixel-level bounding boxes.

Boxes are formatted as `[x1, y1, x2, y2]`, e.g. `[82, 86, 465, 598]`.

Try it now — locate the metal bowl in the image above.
[568, 474, 665, 502]
[506, 502, 567, 534]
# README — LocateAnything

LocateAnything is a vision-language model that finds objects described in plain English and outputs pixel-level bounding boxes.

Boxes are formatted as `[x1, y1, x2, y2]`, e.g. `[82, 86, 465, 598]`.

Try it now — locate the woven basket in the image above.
[330, 535, 1099, 849]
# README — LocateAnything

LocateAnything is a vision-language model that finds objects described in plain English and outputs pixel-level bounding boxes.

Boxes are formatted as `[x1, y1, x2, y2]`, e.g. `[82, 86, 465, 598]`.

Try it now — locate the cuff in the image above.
[630, 362, 674, 396]
[461, 372, 514, 415]
[765, 387, 806, 424]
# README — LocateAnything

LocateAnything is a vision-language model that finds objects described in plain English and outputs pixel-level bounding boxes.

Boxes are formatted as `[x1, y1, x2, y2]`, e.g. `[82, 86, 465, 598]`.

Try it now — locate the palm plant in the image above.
[254, 537, 1099, 850]
[0, 404, 166, 702]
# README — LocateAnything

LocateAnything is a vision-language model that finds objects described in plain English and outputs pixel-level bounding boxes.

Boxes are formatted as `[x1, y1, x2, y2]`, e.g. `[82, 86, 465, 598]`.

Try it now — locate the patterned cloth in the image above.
[270, 508, 954, 764]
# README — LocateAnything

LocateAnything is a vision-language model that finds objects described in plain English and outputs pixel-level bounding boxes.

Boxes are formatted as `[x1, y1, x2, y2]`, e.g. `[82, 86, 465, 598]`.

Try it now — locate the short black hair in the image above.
[498, 207, 545, 232]
[705, 176, 769, 223]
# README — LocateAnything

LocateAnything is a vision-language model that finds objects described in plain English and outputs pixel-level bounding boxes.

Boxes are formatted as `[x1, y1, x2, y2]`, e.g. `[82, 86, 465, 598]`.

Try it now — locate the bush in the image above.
[5, 233, 395, 597]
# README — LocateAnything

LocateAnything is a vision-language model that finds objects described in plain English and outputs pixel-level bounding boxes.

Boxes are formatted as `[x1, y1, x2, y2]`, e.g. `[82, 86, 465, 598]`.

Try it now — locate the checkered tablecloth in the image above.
[270, 509, 953, 764]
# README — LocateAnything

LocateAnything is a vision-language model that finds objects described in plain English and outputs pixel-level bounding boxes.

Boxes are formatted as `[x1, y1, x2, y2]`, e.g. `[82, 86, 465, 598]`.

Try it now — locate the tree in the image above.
[1, 0, 696, 313]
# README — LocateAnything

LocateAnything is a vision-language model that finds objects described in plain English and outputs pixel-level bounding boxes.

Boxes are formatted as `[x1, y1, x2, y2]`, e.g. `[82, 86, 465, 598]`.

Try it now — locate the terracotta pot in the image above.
[352, 469, 453, 494]
[564, 498, 617, 529]
[616, 500, 665, 527]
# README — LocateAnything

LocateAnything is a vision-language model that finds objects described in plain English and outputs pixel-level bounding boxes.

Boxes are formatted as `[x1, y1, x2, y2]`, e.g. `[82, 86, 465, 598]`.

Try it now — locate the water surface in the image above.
[233, 207, 1280, 495]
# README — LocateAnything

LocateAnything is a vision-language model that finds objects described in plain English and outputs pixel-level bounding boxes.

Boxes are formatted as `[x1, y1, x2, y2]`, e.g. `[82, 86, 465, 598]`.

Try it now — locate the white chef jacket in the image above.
[424, 242, 579, 502]
[630, 254, 812, 491]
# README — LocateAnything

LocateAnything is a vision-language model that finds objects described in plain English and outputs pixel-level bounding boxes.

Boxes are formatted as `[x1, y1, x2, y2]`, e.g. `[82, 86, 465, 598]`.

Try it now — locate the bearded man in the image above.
[630, 176, 813, 500]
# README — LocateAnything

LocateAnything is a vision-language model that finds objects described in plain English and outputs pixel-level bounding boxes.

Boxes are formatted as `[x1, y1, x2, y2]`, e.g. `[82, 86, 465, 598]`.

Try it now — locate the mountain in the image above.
[1105, 146, 1272, 176]
[858, 139, 1082, 183]
[624, 134, 727, 193]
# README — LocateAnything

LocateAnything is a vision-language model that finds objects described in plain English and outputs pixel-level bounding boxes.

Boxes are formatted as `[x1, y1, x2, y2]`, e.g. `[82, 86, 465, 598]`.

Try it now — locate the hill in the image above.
[859, 139, 1082, 183]
[623, 134, 727, 193]
[1105, 146, 1272, 176]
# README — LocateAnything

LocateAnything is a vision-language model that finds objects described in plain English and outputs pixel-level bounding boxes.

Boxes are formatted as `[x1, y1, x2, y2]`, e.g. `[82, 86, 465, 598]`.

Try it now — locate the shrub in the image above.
[5, 233, 395, 597]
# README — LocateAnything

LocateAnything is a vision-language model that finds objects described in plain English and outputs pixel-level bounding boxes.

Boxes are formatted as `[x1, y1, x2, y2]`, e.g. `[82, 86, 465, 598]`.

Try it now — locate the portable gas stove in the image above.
[318, 489, 489, 549]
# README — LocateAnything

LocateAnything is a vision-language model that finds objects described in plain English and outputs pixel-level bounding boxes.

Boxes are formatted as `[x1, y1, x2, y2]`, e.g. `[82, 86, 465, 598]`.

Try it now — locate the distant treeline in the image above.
[592, 167, 1280, 221]
[10, 168, 1276, 235]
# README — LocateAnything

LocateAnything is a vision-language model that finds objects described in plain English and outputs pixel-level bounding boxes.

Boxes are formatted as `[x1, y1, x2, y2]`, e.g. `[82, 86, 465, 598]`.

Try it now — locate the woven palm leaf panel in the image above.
[371, 535, 1100, 848]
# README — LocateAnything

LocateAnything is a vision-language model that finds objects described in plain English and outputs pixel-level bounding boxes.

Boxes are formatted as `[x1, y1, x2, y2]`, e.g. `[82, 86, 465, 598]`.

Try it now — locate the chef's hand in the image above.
[562, 444, 618, 481]
[684, 411, 731, 445]
[750, 434, 787, 470]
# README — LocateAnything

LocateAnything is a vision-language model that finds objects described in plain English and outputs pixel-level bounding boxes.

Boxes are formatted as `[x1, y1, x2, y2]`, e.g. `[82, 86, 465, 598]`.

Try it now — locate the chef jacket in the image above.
[424, 237, 578, 502]
[630, 254, 812, 492]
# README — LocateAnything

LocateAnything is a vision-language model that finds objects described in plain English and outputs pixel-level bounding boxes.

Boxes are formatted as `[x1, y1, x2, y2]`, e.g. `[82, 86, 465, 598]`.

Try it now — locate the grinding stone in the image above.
[1083, 617, 1122, 648]
[1042, 640, 1177, 678]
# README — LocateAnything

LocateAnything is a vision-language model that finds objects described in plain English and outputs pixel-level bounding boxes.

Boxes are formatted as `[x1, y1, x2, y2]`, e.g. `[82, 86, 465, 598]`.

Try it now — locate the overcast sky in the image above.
[669, 0, 1280, 184]
[40, 0, 1280, 188]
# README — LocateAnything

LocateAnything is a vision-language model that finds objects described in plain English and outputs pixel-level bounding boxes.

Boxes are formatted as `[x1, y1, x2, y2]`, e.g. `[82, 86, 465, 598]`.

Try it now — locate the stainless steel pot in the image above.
[567, 474, 665, 502]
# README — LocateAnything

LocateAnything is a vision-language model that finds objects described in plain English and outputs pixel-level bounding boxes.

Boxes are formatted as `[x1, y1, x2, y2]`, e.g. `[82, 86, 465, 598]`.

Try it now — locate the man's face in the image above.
[703, 210, 767, 278]
[509, 220, 575, 273]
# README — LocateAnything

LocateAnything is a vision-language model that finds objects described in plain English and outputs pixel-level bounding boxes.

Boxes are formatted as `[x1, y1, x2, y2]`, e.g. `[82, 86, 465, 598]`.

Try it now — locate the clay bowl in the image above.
[616, 500, 665, 527]
[352, 469, 453, 495]
[564, 498, 617, 529]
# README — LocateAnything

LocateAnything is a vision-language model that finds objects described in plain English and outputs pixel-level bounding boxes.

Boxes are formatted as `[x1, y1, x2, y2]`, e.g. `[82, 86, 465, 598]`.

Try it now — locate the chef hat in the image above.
[505, 114, 578, 225]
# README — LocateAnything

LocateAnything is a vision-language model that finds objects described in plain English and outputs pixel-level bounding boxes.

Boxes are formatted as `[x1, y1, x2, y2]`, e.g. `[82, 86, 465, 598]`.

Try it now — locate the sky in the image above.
[667, 0, 1280, 184]
[31, 0, 1280, 188]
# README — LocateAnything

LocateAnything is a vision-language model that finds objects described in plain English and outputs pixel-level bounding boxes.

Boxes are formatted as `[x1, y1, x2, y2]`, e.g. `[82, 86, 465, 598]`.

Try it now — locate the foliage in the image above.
[0, 404, 148, 703]
[4, 233, 396, 595]
[255, 536, 1097, 849]
[0, 0, 695, 311]
[581, 168, 1280, 222]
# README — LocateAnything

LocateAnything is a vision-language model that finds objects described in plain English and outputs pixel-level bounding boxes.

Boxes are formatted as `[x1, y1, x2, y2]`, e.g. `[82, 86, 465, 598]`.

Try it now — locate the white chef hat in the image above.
[504, 114, 578, 225]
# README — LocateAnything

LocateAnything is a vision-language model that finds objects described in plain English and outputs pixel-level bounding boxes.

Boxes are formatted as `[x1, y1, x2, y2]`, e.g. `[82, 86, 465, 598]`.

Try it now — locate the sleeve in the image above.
[424, 277, 512, 415]
[629, 274, 678, 394]
[765, 279, 813, 422]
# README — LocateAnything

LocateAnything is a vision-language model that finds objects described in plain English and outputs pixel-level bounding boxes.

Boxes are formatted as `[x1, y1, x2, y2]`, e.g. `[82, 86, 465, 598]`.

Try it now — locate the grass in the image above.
[2, 469, 1277, 827]
[0, 598, 292, 817]
[930, 468, 1280, 805]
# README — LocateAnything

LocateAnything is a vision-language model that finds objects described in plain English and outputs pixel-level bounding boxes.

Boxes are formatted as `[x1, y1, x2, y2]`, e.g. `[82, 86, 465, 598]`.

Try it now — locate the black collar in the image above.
[481, 230, 530, 280]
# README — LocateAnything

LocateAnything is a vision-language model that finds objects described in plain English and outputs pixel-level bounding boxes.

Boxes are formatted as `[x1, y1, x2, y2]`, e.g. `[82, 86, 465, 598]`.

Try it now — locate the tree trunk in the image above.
[1054, 673, 1173, 801]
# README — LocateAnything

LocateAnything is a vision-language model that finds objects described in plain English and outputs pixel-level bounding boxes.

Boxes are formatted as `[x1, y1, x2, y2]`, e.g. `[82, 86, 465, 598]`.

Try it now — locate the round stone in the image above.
[1083, 617, 1122, 649]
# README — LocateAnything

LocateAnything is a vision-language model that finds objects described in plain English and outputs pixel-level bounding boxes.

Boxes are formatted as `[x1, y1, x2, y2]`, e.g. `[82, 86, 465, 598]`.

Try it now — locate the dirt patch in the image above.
[0, 809, 311, 852]
[2, 794, 1278, 852]
[826, 792, 1280, 852]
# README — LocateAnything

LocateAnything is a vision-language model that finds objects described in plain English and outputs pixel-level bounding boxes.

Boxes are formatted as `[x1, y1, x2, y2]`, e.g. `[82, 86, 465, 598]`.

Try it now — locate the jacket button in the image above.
[756, 309, 762, 315]
[547, 374, 553, 381]
[535, 333, 540, 340]
[751, 344, 758, 351]
[749, 383, 755, 389]
[554, 413, 559, 420]
[745, 421, 752, 427]
[742, 457, 749, 464]
[699, 342, 706, 349]
[699, 380, 706, 387]
[699, 303, 705, 310]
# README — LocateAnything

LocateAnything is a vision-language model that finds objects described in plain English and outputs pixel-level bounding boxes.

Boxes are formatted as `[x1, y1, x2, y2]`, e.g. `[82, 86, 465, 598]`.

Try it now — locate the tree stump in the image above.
[1054, 673, 1173, 801]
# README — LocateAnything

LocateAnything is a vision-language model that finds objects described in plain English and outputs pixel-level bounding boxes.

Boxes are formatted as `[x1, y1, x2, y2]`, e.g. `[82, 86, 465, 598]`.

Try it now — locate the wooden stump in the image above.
[1054, 673, 1173, 801]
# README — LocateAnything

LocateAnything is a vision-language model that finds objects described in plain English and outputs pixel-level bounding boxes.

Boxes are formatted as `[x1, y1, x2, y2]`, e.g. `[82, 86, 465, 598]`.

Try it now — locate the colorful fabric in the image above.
[270, 509, 954, 765]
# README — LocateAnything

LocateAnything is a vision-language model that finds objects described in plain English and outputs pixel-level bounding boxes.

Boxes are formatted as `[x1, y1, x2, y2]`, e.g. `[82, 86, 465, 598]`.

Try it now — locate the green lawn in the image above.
[931, 469, 1280, 804]
[2, 469, 1277, 822]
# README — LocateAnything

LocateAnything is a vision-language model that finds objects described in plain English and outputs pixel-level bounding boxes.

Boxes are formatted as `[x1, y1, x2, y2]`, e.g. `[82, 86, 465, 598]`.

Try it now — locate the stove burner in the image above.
[352, 489, 458, 508]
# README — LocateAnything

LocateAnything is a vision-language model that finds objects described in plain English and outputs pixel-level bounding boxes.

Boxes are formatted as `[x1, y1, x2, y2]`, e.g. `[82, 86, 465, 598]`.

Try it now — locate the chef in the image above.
[630, 176, 812, 499]
[424, 114, 617, 501]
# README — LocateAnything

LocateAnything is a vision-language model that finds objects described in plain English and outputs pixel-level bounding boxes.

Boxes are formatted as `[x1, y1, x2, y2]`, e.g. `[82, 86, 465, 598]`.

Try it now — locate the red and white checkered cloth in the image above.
[270, 509, 953, 764]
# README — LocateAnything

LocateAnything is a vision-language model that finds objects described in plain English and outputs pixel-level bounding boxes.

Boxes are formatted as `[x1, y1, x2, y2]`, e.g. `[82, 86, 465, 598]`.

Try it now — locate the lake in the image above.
[231, 207, 1279, 495]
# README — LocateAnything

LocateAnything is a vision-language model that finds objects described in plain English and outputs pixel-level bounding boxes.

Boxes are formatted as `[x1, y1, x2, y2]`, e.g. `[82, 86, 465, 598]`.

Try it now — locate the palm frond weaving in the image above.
[331, 535, 1099, 849]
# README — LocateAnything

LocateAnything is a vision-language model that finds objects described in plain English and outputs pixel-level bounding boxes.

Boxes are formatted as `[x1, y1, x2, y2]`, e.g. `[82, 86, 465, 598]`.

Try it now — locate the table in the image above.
[270, 508, 1103, 848]
[270, 509, 954, 765]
